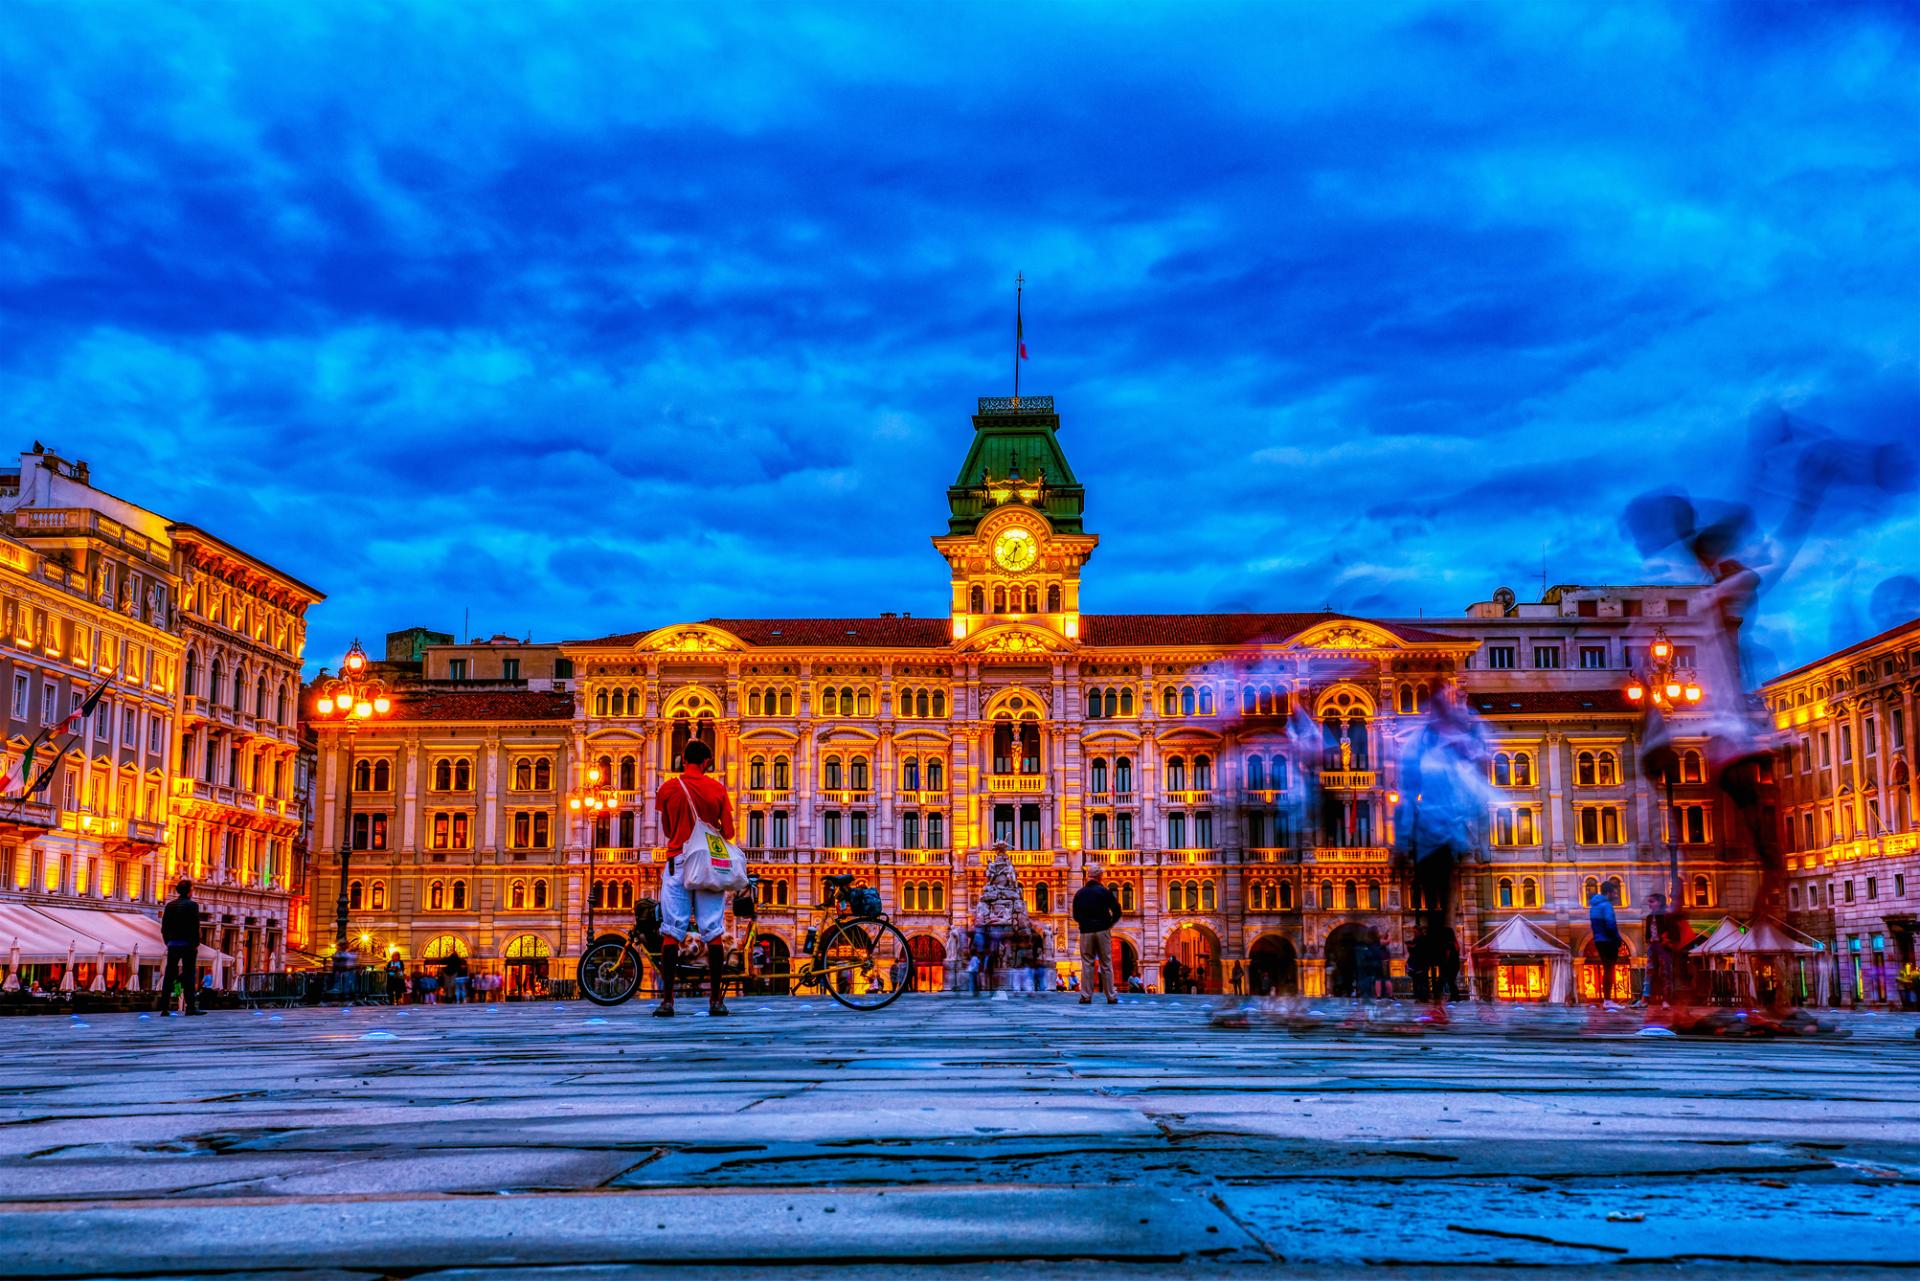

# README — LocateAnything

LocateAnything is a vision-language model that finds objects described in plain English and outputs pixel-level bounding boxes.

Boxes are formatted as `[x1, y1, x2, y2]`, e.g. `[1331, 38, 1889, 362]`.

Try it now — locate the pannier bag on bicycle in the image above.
[846, 885, 884, 919]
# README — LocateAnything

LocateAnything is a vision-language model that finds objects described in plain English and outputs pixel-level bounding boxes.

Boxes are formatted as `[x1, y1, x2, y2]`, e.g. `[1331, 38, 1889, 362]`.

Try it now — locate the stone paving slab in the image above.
[1, 997, 1917, 1277]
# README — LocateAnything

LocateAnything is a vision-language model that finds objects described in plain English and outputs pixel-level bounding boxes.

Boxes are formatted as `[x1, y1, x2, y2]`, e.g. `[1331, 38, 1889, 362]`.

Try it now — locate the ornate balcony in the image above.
[896, 789, 949, 806]
[1163, 847, 1223, 865]
[987, 774, 1046, 794]
[818, 789, 873, 805]
[743, 788, 792, 805]
[1319, 770, 1377, 790]
[1310, 845, 1392, 864]
[1244, 788, 1286, 804]
[1162, 790, 1214, 806]
[1244, 847, 1298, 864]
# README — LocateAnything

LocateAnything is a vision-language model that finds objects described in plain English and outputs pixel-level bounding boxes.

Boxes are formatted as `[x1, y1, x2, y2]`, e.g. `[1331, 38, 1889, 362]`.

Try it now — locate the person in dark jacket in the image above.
[1590, 886, 1623, 1008]
[1071, 864, 1122, 1004]
[156, 880, 203, 1016]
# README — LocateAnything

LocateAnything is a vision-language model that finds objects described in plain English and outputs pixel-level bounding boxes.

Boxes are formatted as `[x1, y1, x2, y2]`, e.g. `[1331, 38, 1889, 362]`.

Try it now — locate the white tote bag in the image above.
[673, 777, 750, 893]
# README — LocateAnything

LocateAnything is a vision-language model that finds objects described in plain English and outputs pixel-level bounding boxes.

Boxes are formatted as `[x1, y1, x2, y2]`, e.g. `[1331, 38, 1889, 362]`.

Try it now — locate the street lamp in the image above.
[1624, 627, 1705, 898]
[568, 764, 621, 956]
[312, 639, 393, 987]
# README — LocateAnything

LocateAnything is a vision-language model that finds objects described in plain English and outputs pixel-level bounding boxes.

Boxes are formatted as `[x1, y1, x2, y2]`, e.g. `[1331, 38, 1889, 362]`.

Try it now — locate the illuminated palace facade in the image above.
[0, 447, 321, 981]
[1764, 617, 1919, 1004]
[312, 396, 1759, 995]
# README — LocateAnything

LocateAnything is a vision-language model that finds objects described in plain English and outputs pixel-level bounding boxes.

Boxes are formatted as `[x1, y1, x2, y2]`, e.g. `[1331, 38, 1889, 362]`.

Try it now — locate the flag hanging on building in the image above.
[1018, 307, 1028, 360]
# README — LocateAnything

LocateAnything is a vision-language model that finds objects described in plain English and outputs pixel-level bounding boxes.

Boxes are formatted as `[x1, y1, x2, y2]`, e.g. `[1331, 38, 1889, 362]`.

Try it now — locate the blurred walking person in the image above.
[1589, 884, 1623, 1009]
[1073, 863, 1121, 1005]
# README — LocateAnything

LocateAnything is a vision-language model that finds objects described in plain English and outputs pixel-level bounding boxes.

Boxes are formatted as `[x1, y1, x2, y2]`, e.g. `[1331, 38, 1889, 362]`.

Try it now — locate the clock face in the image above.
[992, 526, 1038, 572]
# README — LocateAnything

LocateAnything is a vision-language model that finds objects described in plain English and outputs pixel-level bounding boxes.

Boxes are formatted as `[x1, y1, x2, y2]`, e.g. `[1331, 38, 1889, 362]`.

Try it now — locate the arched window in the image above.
[533, 880, 549, 909]
[184, 650, 199, 696]
[927, 758, 944, 790]
[433, 759, 452, 790]
[824, 756, 843, 790]
[749, 756, 767, 789]
[354, 759, 372, 790]
[534, 759, 551, 790]
[1247, 755, 1264, 791]
[970, 585, 985, 613]
[747, 690, 763, 717]
[856, 689, 873, 716]
[1193, 755, 1213, 790]
[1522, 877, 1539, 908]
[369, 881, 386, 911]
[1577, 751, 1596, 786]
[1278, 881, 1294, 910]
[348, 879, 364, 911]
[1167, 756, 1187, 792]
[373, 760, 391, 791]
[1090, 758, 1108, 794]
[1181, 687, 1196, 716]
[1119, 688, 1134, 715]
[1168, 881, 1185, 912]
[1115, 757, 1133, 794]
[619, 755, 637, 790]
[1343, 879, 1359, 911]
[916, 690, 930, 718]
[1498, 877, 1515, 908]
[1200, 880, 1215, 910]
[1494, 753, 1512, 787]
[777, 689, 794, 715]
[993, 586, 1007, 612]
[774, 756, 791, 789]
[1599, 752, 1618, 785]
[1681, 750, 1703, 784]
[1514, 752, 1533, 786]
[1691, 874, 1711, 907]
[452, 881, 468, 910]
[1198, 687, 1214, 715]
[1366, 879, 1381, 910]
[428, 880, 446, 911]
[509, 880, 527, 910]
[595, 689, 609, 716]
[209, 657, 224, 704]
[1119, 882, 1135, 912]
[454, 759, 472, 790]
[514, 759, 532, 790]
[821, 688, 838, 717]
[1162, 689, 1177, 716]
[1583, 876, 1600, 902]
[1087, 687, 1104, 719]
[933, 691, 947, 717]
[1034, 882, 1050, 913]
[1047, 583, 1061, 611]
[850, 755, 870, 791]
[1320, 880, 1333, 910]
[1397, 686, 1413, 714]
[1603, 875, 1624, 906]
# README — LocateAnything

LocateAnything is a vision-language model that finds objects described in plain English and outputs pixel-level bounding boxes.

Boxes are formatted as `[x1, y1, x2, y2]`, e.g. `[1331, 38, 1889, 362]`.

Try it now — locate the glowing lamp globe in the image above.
[316, 696, 335, 715]
[373, 696, 392, 714]
[1684, 684, 1702, 703]
[1665, 682, 1683, 701]
[1652, 640, 1671, 659]
[353, 700, 373, 718]
[1626, 684, 1645, 702]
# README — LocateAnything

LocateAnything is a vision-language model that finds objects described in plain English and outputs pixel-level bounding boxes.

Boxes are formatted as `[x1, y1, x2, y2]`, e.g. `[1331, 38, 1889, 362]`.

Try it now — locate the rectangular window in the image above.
[1019, 803, 1042, 851]
[1116, 813, 1133, 850]
[502, 657, 521, 680]
[448, 658, 468, 680]
[121, 707, 136, 744]
[1897, 873, 1906, 897]
[823, 810, 842, 847]
[927, 813, 944, 848]
[1486, 646, 1516, 670]
[1576, 599, 1598, 618]
[900, 812, 918, 849]
[1844, 880, 1855, 903]
[850, 812, 869, 849]
[1090, 814, 1108, 850]
[1622, 599, 1643, 618]
[42, 681, 58, 723]
[1579, 646, 1607, 669]
[1840, 726, 1853, 763]
[771, 811, 790, 847]
[1864, 718, 1877, 757]
[1195, 810, 1213, 848]
[148, 714, 161, 753]
[1167, 812, 1186, 848]
[1533, 646, 1561, 669]
[1866, 876, 1878, 900]
[10, 674, 26, 719]
[1666, 598, 1688, 617]
[992, 804, 1015, 847]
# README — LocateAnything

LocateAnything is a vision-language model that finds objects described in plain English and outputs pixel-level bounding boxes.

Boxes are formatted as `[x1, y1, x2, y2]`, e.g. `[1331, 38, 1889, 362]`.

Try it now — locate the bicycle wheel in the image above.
[578, 941, 642, 1006]
[819, 918, 913, 1010]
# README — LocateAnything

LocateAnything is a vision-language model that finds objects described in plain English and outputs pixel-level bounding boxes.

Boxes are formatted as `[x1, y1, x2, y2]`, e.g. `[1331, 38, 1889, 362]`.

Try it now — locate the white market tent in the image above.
[1474, 915, 1574, 1003]
[1693, 915, 1821, 1007]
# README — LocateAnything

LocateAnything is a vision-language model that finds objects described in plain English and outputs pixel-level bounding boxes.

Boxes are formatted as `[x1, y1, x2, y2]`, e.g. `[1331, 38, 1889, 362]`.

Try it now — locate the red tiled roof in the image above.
[385, 690, 575, 722]
[1468, 690, 1637, 716]
[569, 613, 1460, 650]
[1080, 613, 1460, 648]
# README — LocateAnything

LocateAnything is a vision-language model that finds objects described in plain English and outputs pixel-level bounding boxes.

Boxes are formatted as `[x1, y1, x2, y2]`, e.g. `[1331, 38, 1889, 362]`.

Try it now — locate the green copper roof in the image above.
[945, 396, 1086, 534]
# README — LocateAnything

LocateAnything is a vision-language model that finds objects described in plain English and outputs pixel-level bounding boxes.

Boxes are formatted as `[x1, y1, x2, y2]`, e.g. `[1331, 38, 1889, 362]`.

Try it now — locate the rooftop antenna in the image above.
[1540, 541, 1549, 600]
[463, 607, 469, 644]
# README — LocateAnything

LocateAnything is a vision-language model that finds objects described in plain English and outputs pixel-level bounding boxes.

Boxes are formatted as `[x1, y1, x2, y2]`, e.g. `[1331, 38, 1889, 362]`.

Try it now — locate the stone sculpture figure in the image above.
[949, 846, 1057, 992]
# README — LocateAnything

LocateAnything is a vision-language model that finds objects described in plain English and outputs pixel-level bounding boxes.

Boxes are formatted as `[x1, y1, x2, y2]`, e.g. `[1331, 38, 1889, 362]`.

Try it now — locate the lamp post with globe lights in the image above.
[312, 640, 393, 981]
[1625, 627, 1704, 897]
[568, 765, 621, 958]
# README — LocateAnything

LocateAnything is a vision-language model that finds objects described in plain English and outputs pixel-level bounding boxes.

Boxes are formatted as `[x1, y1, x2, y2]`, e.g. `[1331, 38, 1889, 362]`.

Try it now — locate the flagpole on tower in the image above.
[1013, 272, 1023, 406]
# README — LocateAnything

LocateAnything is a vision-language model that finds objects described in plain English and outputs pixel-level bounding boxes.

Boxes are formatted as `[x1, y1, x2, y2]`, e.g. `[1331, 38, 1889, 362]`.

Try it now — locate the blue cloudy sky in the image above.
[2, 1, 1914, 679]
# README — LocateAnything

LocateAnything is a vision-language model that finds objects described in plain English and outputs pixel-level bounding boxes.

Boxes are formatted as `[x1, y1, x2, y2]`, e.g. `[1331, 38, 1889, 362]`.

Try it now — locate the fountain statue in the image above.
[947, 844, 1057, 993]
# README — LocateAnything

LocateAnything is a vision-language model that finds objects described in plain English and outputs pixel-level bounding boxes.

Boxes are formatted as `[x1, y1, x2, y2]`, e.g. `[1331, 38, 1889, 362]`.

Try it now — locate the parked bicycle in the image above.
[578, 873, 913, 1011]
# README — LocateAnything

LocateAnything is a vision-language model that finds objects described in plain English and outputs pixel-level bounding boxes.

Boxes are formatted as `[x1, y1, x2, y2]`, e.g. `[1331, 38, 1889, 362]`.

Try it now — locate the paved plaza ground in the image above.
[2, 995, 1917, 1279]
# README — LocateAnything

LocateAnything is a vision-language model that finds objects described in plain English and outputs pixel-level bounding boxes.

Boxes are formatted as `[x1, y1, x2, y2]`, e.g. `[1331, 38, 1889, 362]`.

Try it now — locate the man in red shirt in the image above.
[654, 740, 735, 1017]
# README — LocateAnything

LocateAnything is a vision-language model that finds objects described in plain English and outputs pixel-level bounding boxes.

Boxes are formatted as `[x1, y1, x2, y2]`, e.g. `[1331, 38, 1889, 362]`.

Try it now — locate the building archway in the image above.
[750, 934, 791, 996]
[909, 934, 947, 993]
[1579, 936, 1634, 1002]
[422, 934, 470, 960]
[1324, 922, 1370, 997]
[502, 933, 552, 1000]
[1165, 923, 1221, 994]
[1249, 933, 1298, 996]
[1115, 936, 1140, 989]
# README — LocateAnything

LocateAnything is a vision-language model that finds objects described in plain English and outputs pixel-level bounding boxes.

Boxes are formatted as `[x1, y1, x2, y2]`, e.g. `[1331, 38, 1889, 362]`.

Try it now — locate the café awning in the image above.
[1474, 915, 1571, 956]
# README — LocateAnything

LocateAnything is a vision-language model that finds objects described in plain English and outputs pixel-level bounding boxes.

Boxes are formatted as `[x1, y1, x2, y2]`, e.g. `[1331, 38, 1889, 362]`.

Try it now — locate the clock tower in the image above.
[933, 395, 1098, 642]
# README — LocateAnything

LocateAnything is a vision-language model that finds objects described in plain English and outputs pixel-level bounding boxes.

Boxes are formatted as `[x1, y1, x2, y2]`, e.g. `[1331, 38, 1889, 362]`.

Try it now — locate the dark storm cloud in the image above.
[0, 0, 1913, 674]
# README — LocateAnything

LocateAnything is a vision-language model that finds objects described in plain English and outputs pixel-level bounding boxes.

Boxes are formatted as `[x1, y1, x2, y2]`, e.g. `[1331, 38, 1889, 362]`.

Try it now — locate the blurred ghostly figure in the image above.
[1396, 691, 1490, 1003]
[1620, 405, 1915, 924]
